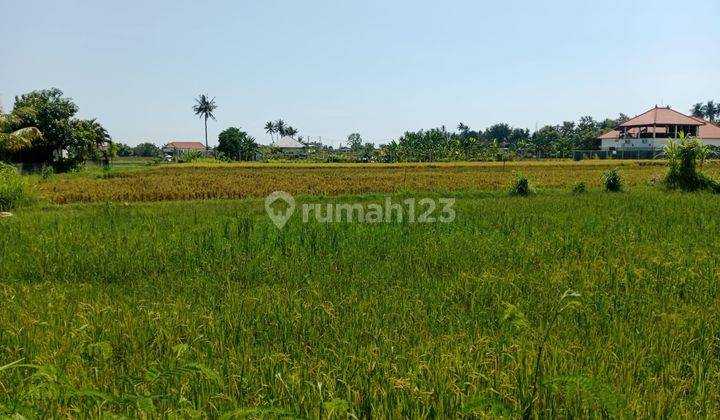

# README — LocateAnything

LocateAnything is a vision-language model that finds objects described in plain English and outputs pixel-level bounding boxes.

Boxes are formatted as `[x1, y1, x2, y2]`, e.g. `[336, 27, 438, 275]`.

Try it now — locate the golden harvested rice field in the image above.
[37, 160, 720, 204]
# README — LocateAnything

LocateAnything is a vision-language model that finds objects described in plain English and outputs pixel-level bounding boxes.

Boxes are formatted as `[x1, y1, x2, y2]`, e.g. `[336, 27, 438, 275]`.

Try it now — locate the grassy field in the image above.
[2, 183, 720, 417]
[36, 160, 720, 204]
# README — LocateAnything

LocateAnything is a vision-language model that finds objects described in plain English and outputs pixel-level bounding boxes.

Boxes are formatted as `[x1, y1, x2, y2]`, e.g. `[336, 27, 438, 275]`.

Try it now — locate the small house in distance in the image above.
[271, 136, 307, 157]
[162, 141, 206, 159]
[598, 106, 720, 151]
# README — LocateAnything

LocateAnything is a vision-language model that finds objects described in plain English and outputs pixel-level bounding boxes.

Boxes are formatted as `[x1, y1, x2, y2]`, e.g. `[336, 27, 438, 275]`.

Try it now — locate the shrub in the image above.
[40, 165, 54, 181]
[0, 162, 27, 211]
[663, 134, 719, 192]
[603, 168, 623, 192]
[510, 173, 534, 196]
[177, 150, 203, 163]
[572, 181, 587, 194]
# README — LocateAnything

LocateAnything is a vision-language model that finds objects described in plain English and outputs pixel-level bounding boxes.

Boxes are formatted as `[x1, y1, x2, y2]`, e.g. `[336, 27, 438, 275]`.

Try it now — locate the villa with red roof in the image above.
[598, 106, 720, 151]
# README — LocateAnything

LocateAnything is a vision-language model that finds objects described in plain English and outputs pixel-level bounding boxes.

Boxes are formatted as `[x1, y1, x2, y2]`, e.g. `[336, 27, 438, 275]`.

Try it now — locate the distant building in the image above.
[162, 141, 206, 155]
[598, 106, 720, 151]
[271, 136, 307, 156]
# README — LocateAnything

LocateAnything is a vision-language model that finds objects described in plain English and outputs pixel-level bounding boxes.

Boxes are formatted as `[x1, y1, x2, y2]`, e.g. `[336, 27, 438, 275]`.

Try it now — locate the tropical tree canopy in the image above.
[690, 100, 719, 122]
[217, 127, 258, 161]
[1, 88, 111, 168]
[0, 113, 42, 157]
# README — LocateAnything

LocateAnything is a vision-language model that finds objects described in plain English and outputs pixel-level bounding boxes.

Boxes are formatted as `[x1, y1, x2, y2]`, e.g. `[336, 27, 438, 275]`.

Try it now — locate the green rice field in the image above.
[2, 184, 720, 417]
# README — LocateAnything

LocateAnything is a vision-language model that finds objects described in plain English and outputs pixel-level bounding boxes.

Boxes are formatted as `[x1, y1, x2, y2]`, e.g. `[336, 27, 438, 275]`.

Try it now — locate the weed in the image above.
[603, 168, 623, 192]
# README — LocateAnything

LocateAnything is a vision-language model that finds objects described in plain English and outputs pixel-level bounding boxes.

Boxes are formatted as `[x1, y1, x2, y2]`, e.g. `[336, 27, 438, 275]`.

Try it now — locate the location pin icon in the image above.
[265, 191, 296, 229]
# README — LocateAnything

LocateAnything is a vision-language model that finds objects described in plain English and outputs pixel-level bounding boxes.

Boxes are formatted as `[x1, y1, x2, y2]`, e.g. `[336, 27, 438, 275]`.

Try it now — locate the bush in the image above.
[177, 151, 203, 163]
[0, 162, 27, 211]
[663, 135, 719, 192]
[603, 168, 623, 192]
[40, 165, 54, 181]
[510, 173, 534, 196]
[572, 181, 587, 194]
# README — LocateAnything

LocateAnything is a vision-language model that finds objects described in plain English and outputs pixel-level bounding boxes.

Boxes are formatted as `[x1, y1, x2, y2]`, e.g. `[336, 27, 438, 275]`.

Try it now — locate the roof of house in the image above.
[598, 126, 668, 139]
[599, 113, 720, 140]
[691, 117, 720, 139]
[165, 141, 206, 149]
[619, 106, 703, 128]
[272, 136, 306, 149]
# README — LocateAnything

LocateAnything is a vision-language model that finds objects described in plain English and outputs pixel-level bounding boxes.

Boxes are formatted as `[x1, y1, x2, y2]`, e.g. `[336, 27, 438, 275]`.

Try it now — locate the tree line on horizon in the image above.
[2, 88, 718, 167]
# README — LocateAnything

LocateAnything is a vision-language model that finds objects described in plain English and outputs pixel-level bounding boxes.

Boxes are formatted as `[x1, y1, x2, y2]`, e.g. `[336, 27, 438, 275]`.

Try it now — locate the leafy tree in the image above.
[114, 143, 134, 157]
[347, 133, 363, 152]
[6, 88, 110, 169]
[132, 142, 161, 157]
[357, 142, 376, 161]
[530, 126, 561, 155]
[10, 88, 78, 163]
[192, 94, 217, 150]
[217, 127, 258, 161]
[508, 128, 530, 146]
[65, 119, 113, 164]
[485, 123, 512, 142]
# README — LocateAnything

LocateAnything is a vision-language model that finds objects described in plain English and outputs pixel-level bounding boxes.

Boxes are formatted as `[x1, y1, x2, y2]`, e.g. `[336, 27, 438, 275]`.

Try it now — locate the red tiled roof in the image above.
[694, 117, 720, 139]
[165, 141, 206, 149]
[619, 106, 702, 127]
[598, 115, 720, 140]
[598, 126, 667, 139]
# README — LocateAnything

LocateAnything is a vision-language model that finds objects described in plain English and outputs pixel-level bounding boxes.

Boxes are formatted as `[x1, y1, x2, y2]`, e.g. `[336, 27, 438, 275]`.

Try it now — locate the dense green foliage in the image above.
[0, 163, 26, 211]
[114, 142, 162, 158]
[572, 181, 587, 194]
[378, 115, 628, 162]
[2, 88, 111, 169]
[0, 115, 42, 160]
[603, 168, 623, 192]
[1, 191, 720, 417]
[509, 173, 533, 196]
[664, 135, 719, 192]
[265, 119, 300, 142]
[217, 127, 258, 161]
[691, 100, 718, 122]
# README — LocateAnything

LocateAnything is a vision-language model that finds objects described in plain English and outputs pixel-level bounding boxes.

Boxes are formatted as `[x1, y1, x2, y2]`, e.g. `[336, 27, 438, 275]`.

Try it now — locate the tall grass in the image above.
[0, 162, 27, 211]
[1, 190, 720, 417]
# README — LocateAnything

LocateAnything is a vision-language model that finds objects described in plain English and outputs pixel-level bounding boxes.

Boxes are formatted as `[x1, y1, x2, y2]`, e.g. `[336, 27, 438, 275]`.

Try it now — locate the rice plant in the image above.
[1, 189, 720, 417]
[572, 181, 587, 194]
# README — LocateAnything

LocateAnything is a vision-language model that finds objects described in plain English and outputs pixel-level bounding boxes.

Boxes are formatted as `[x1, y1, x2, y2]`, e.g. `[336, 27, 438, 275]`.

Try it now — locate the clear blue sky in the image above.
[2, 0, 718, 147]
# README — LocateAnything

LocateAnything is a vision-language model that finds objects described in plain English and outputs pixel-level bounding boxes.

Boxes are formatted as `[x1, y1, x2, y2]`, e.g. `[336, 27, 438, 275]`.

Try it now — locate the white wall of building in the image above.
[601, 138, 720, 150]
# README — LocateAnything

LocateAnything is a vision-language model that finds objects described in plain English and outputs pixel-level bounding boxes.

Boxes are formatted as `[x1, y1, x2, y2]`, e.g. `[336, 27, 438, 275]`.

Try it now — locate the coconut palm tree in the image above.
[691, 103, 705, 118]
[285, 126, 298, 138]
[264, 121, 276, 142]
[274, 119, 286, 137]
[192, 94, 218, 150]
[0, 113, 41, 159]
[705, 100, 717, 122]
